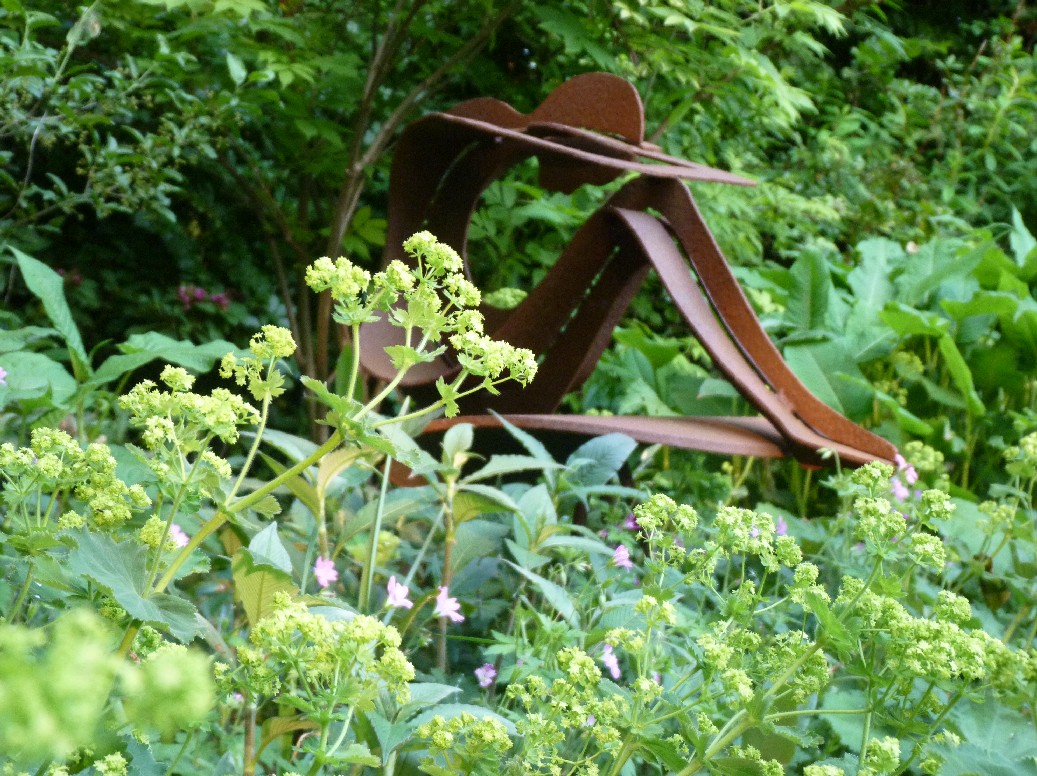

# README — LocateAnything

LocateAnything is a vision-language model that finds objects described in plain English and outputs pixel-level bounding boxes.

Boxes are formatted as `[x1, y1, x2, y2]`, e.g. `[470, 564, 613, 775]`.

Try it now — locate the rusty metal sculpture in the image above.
[359, 73, 896, 467]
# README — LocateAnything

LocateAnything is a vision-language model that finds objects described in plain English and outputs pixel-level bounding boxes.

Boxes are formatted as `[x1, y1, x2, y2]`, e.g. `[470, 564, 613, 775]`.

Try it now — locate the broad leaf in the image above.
[247, 522, 292, 574]
[504, 560, 578, 626]
[11, 246, 90, 379]
[67, 531, 200, 642]
[231, 549, 297, 626]
[565, 433, 636, 487]
[461, 454, 565, 484]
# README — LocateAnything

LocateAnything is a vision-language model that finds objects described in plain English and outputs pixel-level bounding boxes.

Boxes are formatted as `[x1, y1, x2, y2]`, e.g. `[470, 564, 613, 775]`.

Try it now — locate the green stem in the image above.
[345, 324, 362, 401]
[605, 736, 638, 776]
[9, 564, 34, 623]
[228, 386, 273, 502]
[359, 454, 394, 612]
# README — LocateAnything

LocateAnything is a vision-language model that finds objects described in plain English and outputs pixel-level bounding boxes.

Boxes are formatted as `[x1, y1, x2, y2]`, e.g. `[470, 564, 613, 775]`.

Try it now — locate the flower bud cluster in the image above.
[506, 647, 629, 772]
[417, 712, 512, 772]
[219, 325, 296, 401]
[0, 428, 150, 533]
[1004, 430, 1037, 479]
[120, 366, 260, 448]
[235, 593, 414, 708]
[305, 232, 538, 415]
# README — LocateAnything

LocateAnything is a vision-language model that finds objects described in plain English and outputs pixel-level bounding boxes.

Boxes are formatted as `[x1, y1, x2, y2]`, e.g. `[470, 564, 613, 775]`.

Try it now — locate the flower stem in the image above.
[358, 453, 393, 612]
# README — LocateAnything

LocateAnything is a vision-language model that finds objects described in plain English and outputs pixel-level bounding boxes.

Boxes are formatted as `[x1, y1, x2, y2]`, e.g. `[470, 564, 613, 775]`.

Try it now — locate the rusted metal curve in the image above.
[360, 73, 897, 467]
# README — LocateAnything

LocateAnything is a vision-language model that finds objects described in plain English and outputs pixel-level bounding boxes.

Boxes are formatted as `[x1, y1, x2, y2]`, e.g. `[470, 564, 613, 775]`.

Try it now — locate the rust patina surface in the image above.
[360, 73, 897, 467]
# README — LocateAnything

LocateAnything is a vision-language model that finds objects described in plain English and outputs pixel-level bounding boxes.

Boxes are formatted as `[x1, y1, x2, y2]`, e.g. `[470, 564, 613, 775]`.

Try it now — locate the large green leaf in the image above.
[453, 484, 519, 524]
[1009, 206, 1037, 267]
[786, 252, 833, 332]
[783, 341, 871, 417]
[231, 549, 297, 626]
[849, 238, 899, 309]
[504, 560, 578, 626]
[0, 351, 77, 405]
[67, 531, 200, 642]
[935, 695, 1037, 776]
[460, 454, 565, 484]
[893, 238, 973, 305]
[565, 433, 636, 487]
[247, 522, 292, 574]
[937, 334, 984, 416]
[11, 246, 90, 379]
[91, 332, 243, 385]
[451, 520, 509, 574]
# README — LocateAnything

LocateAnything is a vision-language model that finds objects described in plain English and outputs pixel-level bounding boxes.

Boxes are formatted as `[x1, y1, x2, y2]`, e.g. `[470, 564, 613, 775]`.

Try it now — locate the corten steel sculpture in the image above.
[359, 73, 897, 467]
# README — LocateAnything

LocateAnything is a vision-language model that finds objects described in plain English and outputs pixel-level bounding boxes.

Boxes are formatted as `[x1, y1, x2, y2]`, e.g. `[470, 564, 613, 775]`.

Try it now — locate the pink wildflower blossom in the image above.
[895, 453, 919, 484]
[168, 524, 189, 548]
[474, 663, 497, 687]
[891, 477, 911, 502]
[385, 576, 413, 609]
[314, 556, 338, 588]
[435, 586, 464, 622]
[612, 544, 633, 570]
[0, 366, 7, 386]
[775, 515, 788, 536]
[623, 513, 639, 531]
[601, 643, 621, 680]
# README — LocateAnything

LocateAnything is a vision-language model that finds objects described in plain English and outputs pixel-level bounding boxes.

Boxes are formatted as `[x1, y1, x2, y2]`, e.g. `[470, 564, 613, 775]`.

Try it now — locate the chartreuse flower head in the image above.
[219, 325, 296, 401]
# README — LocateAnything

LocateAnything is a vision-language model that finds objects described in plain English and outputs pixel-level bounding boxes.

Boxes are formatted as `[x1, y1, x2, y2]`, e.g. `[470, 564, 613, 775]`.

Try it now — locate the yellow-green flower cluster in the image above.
[304, 232, 538, 407]
[729, 745, 783, 776]
[506, 647, 629, 772]
[835, 576, 1024, 688]
[239, 593, 414, 706]
[220, 326, 296, 401]
[0, 428, 150, 533]
[861, 736, 900, 775]
[120, 368, 259, 448]
[417, 712, 513, 772]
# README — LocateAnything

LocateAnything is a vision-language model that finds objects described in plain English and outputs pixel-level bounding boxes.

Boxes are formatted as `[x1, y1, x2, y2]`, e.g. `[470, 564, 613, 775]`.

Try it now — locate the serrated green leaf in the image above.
[335, 742, 380, 767]
[67, 531, 200, 642]
[369, 713, 411, 764]
[451, 519, 508, 573]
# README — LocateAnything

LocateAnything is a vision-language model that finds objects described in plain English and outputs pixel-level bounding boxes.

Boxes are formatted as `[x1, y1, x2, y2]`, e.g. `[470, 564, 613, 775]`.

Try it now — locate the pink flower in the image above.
[775, 516, 788, 536]
[474, 663, 497, 687]
[601, 643, 621, 680]
[168, 524, 189, 548]
[891, 477, 911, 502]
[435, 586, 464, 622]
[0, 366, 7, 386]
[612, 544, 633, 570]
[623, 513, 639, 531]
[385, 576, 413, 609]
[209, 292, 230, 310]
[314, 556, 338, 588]
[895, 453, 918, 484]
